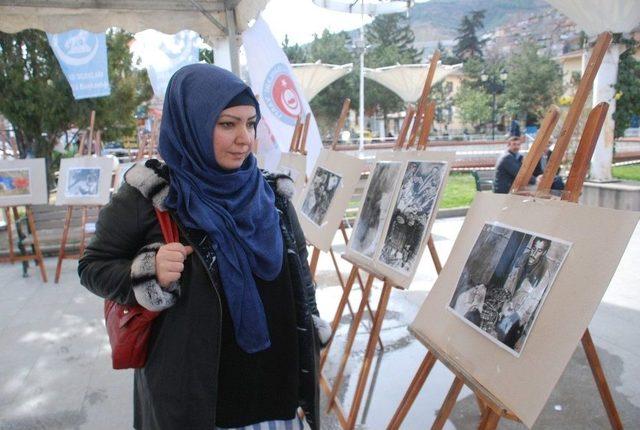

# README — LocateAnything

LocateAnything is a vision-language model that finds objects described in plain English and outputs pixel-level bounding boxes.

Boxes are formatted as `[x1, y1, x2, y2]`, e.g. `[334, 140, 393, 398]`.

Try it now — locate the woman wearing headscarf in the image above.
[78, 64, 328, 430]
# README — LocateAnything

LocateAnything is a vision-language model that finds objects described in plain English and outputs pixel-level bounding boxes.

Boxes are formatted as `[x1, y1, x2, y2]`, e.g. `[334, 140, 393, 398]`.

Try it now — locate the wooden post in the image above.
[416, 101, 437, 151]
[510, 107, 560, 193]
[309, 247, 321, 279]
[331, 99, 351, 150]
[87, 110, 96, 155]
[387, 352, 437, 430]
[345, 282, 393, 430]
[289, 116, 302, 152]
[55, 206, 74, 283]
[26, 206, 48, 282]
[431, 377, 465, 430]
[300, 112, 311, 155]
[394, 105, 415, 151]
[406, 51, 441, 149]
[538, 32, 611, 191]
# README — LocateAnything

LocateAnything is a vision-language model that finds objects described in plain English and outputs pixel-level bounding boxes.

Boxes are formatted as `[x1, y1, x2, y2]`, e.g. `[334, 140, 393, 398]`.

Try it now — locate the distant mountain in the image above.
[409, 0, 549, 43]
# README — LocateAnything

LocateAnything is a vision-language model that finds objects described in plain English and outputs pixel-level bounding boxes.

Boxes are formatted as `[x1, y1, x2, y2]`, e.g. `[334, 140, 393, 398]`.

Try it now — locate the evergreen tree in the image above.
[614, 39, 640, 137]
[453, 10, 486, 61]
[363, 13, 423, 122]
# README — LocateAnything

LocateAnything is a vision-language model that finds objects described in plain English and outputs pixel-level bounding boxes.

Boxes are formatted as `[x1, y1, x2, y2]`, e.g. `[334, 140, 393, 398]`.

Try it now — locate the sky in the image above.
[260, 0, 373, 45]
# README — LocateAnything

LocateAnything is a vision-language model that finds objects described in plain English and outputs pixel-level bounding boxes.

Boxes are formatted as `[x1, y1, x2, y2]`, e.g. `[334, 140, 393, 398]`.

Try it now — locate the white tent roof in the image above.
[311, 0, 408, 15]
[364, 62, 463, 103]
[0, 0, 267, 39]
[291, 62, 353, 100]
[545, 0, 640, 35]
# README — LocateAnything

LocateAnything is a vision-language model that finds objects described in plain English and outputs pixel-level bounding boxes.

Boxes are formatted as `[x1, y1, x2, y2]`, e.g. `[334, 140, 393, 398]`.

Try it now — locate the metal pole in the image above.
[492, 85, 496, 141]
[359, 2, 365, 152]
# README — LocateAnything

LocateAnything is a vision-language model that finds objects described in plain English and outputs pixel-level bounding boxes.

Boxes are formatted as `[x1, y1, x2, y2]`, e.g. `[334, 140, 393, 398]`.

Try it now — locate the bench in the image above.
[471, 169, 495, 192]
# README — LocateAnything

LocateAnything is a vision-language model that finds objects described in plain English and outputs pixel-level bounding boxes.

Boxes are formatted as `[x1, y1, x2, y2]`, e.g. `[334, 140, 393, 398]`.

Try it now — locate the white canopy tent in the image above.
[0, 0, 269, 74]
[291, 62, 353, 100]
[364, 62, 463, 103]
[545, 0, 640, 181]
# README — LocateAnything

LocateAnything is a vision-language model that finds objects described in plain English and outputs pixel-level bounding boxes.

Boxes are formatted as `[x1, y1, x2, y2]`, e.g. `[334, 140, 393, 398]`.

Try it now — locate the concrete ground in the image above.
[1, 216, 639, 430]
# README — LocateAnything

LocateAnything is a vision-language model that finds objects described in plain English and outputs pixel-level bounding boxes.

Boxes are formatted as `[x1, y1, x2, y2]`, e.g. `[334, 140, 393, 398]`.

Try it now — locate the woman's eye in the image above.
[219, 122, 234, 129]
[247, 121, 256, 129]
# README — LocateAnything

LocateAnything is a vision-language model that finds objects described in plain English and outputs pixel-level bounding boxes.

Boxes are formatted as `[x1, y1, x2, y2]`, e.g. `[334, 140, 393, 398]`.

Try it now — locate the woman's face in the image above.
[213, 105, 257, 170]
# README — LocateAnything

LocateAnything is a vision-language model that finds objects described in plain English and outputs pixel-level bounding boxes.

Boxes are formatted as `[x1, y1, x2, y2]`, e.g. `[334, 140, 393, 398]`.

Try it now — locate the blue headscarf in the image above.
[158, 64, 283, 353]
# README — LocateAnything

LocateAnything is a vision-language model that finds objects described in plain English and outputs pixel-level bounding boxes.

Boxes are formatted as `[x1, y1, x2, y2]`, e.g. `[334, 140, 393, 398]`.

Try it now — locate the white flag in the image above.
[243, 17, 322, 175]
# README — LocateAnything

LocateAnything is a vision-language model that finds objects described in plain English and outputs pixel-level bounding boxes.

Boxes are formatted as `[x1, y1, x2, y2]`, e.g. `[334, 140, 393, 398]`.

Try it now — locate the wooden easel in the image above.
[0, 146, 48, 282]
[136, 119, 160, 161]
[387, 32, 624, 430]
[321, 51, 449, 430]
[55, 111, 103, 283]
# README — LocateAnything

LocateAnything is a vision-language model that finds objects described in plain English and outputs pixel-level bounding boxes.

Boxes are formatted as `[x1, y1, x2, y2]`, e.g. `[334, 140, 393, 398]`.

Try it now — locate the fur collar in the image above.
[124, 159, 295, 210]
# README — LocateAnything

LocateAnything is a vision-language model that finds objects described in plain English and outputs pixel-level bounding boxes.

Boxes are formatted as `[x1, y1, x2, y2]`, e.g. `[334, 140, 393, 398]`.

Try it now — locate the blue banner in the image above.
[47, 30, 111, 100]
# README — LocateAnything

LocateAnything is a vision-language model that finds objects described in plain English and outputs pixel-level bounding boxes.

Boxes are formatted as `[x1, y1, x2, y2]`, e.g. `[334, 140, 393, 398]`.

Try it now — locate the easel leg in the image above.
[582, 328, 624, 430]
[346, 282, 393, 429]
[26, 206, 47, 283]
[329, 247, 355, 318]
[326, 274, 375, 413]
[55, 206, 73, 284]
[387, 351, 437, 430]
[477, 408, 500, 430]
[427, 235, 442, 273]
[431, 376, 464, 430]
[5, 208, 14, 262]
[309, 247, 321, 280]
[321, 265, 358, 369]
[79, 206, 88, 257]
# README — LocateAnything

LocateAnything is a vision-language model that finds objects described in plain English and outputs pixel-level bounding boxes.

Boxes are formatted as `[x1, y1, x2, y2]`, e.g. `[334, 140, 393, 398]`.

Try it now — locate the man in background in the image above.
[493, 137, 541, 193]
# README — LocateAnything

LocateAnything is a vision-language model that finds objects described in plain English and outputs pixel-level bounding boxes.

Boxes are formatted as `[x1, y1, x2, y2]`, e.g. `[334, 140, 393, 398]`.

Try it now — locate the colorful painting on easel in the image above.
[379, 161, 447, 274]
[351, 161, 402, 258]
[448, 222, 571, 356]
[0, 168, 31, 197]
[301, 167, 342, 226]
[66, 167, 100, 197]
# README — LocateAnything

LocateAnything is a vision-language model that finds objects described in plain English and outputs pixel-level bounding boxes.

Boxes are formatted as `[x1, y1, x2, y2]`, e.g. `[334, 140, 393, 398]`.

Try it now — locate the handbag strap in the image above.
[154, 208, 179, 243]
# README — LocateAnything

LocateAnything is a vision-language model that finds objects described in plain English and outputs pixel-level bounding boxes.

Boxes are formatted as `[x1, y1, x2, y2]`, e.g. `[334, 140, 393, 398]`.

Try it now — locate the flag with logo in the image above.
[135, 30, 200, 99]
[47, 30, 111, 100]
[243, 17, 322, 174]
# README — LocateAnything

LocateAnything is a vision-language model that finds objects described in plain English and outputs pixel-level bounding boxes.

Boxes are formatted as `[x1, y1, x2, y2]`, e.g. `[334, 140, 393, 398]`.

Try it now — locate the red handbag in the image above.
[104, 208, 179, 369]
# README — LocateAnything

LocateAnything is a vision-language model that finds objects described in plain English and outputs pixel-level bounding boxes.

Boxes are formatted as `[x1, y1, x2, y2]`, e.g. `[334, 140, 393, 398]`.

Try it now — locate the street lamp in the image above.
[481, 69, 508, 141]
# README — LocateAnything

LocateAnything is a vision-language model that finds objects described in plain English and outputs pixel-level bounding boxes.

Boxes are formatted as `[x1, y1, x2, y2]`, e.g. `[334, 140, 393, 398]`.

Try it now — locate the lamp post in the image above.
[480, 69, 507, 141]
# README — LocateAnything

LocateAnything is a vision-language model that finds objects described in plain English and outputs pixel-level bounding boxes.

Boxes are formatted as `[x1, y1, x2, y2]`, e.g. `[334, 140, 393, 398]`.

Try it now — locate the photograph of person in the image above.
[0, 168, 31, 197]
[379, 161, 446, 273]
[301, 167, 342, 226]
[66, 167, 100, 197]
[350, 161, 402, 258]
[448, 222, 571, 355]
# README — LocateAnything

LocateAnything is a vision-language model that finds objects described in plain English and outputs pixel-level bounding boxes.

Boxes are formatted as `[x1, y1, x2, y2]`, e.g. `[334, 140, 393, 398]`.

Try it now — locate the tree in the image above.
[453, 84, 492, 130]
[614, 40, 640, 137]
[304, 30, 356, 135]
[363, 13, 423, 122]
[0, 29, 152, 184]
[453, 10, 486, 61]
[502, 42, 562, 123]
[282, 35, 307, 64]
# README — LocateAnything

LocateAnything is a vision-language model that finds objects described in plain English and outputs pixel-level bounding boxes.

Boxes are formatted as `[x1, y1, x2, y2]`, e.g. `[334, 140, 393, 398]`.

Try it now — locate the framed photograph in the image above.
[447, 222, 571, 356]
[410, 192, 639, 428]
[276, 152, 306, 199]
[295, 149, 367, 251]
[345, 150, 455, 288]
[350, 161, 403, 259]
[56, 157, 113, 206]
[0, 159, 48, 206]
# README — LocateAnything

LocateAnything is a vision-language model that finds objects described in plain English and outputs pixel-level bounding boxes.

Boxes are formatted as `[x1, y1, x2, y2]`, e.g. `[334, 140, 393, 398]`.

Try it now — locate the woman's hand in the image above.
[156, 243, 193, 288]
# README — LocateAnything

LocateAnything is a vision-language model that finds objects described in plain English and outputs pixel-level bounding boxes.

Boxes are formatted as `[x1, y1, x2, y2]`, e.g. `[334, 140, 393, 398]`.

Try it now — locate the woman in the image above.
[78, 64, 328, 430]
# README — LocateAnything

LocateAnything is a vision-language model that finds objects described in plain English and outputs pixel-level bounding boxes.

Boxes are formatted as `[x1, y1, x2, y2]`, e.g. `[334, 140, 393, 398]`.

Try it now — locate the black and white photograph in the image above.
[448, 222, 571, 356]
[301, 167, 342, 226]
[66, 167, 100, 197]
[379, 161, 446, 273]
[351, 161, 402, 258]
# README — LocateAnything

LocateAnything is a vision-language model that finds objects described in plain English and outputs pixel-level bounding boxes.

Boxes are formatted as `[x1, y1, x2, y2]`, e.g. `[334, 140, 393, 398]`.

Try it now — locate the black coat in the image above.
[78, 160, 320, 430]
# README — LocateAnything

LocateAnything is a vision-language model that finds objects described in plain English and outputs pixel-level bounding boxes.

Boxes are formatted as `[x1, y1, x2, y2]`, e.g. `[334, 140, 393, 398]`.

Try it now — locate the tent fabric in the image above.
[311, 0, 407, 15]
[364, 63, 463, 103]
[290, 62, 353, 100]
[545, 0, 640, 35]
[0, 0, 267, 39]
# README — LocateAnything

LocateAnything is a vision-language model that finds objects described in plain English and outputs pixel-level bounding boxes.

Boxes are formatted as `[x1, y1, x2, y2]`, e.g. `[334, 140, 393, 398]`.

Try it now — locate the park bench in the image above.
[471, 169, 495, 192]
